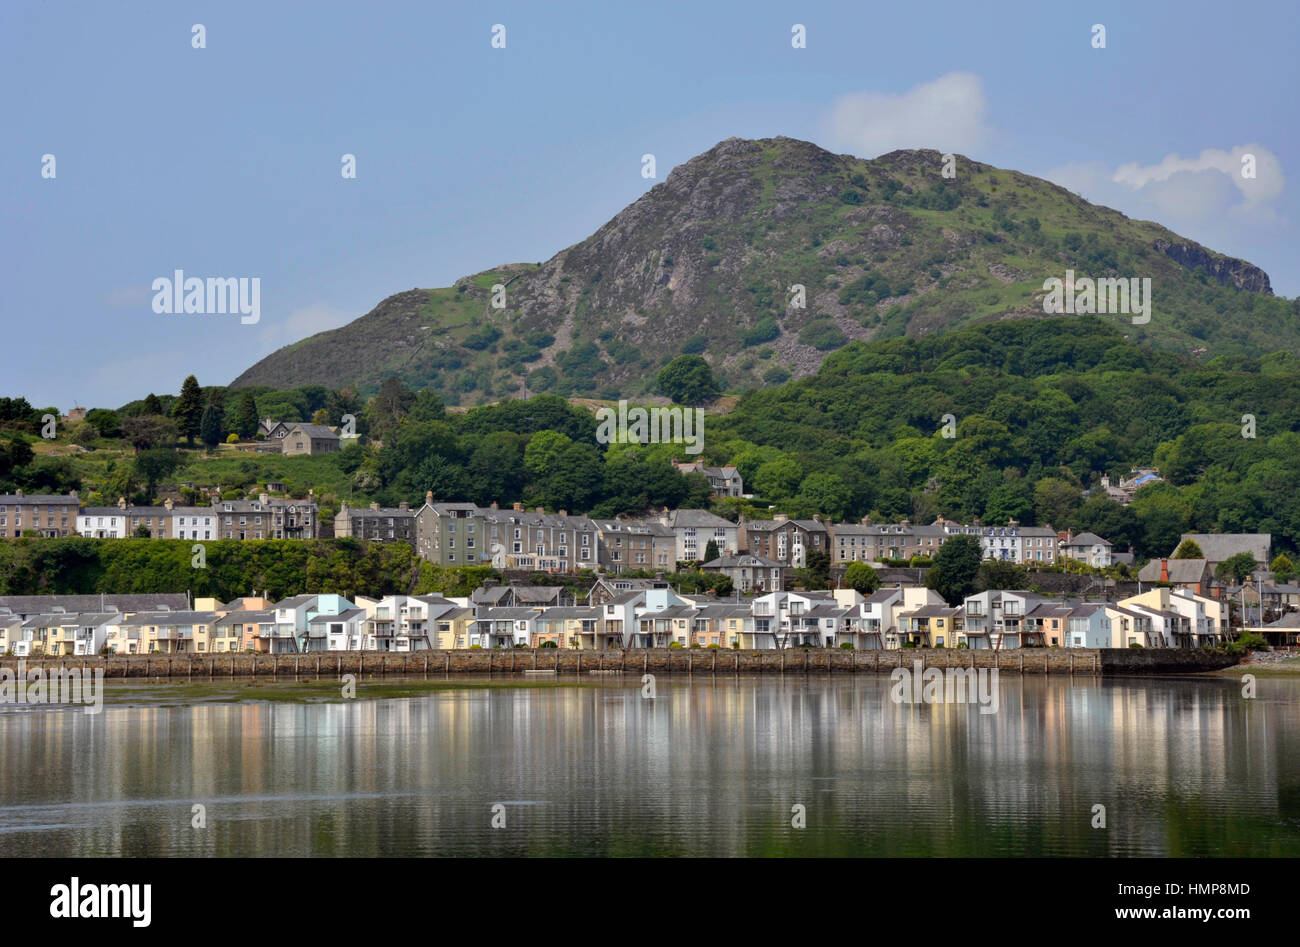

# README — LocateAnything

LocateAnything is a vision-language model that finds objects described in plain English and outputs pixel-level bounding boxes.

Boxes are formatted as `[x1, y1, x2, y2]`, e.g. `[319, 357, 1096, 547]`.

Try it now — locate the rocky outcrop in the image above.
[1154, 239, 1273, 294]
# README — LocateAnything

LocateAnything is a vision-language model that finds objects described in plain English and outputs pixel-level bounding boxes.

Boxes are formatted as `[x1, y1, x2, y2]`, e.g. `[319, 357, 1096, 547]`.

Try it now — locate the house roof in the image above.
[1174, 533, 1270, 564]
[286, 423, 338, 438]
[1138, 559, 1210, 583]
[1066, 532, 1111, 547]
[702, 554, 784, 569]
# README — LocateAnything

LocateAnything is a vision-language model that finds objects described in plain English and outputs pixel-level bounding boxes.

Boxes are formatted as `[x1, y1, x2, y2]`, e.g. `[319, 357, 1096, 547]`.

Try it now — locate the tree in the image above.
[753, 457, 802, 499]
[199, 402, 224, 449]
[927, 535, 983, 605]
[844, 561, 881, 594]
[122, 415, 178, 452]
[232, 391, 260, 440]
[703, 539, 720, 563]
[1173, 538, 1204, 559]
[656, 355, 720, 406]
[1033, 477, 1081, 529]
[1271, 554, 1295, 583]
[976, 559, 1028, 592]
[134, 524, 152, 538]
[1215, 551, 1257, 585]
[172, 375, 203, 444]
[143, 393, 163, 415]
[6, 435, 34, 469]
[134, 449, 181, 500]
[796, 549, 830, 590]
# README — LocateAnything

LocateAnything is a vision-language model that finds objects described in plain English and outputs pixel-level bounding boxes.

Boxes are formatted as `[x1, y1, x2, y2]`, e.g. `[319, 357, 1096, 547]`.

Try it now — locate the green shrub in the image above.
[839, 642, 854, 650]
[797, 319, 847, 351]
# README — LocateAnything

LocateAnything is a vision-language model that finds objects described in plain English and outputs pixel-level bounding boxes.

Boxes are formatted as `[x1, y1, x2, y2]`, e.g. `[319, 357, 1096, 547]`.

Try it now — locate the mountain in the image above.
[231, 137, 1293, 402]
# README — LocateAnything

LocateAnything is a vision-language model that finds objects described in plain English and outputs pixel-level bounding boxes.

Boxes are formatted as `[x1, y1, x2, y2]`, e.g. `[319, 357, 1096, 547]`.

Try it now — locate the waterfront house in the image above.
[1101, 605, 1157, 648]
[1064, 603, 1112, 648]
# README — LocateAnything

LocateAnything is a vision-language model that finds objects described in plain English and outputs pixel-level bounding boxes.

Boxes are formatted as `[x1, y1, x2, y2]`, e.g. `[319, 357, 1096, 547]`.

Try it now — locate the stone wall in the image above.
[0, 647, 1238, 678]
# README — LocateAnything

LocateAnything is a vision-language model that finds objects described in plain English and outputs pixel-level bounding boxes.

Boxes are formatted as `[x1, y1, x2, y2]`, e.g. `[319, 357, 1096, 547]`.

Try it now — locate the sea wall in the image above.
[0, 647, 1238, 678]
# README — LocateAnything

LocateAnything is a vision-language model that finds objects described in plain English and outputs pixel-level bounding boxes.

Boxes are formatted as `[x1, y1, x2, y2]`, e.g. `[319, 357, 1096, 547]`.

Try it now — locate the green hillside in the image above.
[231, 137, 1295, 403]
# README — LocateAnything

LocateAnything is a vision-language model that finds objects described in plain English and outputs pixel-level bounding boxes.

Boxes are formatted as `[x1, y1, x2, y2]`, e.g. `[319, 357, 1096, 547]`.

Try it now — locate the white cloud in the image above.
[1044, 144, 1284, 228]
[1113, 145, 1282, 209]
[824, 72, 993, 157]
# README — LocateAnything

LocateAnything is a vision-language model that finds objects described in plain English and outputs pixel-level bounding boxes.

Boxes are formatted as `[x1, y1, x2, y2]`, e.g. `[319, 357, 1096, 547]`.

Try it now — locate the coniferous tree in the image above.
[199, 402, 224, 449]
[172, 375, 203, 445]
[233, 390, 260, 440]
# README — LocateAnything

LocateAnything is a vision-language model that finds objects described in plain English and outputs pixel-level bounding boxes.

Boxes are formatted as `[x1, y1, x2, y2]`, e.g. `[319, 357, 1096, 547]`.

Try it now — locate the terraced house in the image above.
[334, 500, 415, 543]
[480, 504, 597, 572]
[591, 518, 676, 573]
[738, 513, 827, 567]
[216, 494, 318, 539]
[0, 490, 79, 537]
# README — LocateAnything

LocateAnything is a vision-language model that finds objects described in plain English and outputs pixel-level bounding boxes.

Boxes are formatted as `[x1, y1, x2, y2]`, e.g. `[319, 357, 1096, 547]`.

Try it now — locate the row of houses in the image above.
[5, 490, 1280, 602]
[6, 573, 1288, 656]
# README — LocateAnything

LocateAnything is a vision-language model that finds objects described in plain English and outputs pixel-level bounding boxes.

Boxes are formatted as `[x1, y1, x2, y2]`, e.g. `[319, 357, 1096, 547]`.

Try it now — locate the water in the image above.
[1, 674, 1297, 856]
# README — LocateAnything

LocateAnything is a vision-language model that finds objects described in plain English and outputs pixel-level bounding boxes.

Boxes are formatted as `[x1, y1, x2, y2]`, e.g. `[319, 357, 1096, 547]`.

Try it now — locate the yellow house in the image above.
[432, 607, 475, 649]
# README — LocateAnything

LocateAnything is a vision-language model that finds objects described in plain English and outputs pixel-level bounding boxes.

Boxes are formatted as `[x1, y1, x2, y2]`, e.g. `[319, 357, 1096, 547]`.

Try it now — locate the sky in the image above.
[2, 0, 1296, 409]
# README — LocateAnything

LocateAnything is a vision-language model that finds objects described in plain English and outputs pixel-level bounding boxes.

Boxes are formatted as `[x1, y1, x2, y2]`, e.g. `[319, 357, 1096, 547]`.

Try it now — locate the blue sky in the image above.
[3, 0, 1296, 409]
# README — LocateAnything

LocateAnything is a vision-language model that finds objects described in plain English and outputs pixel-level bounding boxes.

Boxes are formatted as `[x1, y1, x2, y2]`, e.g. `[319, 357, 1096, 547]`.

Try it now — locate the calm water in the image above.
[1, 674, 1297, 856]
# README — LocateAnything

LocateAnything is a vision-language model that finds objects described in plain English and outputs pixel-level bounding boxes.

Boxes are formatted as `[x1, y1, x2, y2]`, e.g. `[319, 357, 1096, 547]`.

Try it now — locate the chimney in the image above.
[117, 497, 127, 510]
[398, 501, 409, 512]
[861, 515, 871, 525]
[426, 491, 434, 503]
[558, 509, 567, 517]
[513, 502, 523, 511]
[490, 501, 499, 510]
[774, 513, 788, 523]
[535, 507, 545, 514]
[164, 498, 174, 510]
[14, 489, 21, 497]
[259, 493, 269, 505]
[370, 502, 380, 511]
[1160, 558, 1169, 582]
[812, 514, 821, 523]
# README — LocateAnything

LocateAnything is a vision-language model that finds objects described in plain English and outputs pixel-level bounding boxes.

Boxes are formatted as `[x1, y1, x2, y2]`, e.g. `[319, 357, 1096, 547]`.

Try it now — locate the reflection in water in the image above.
[1, 674, 1296, 856]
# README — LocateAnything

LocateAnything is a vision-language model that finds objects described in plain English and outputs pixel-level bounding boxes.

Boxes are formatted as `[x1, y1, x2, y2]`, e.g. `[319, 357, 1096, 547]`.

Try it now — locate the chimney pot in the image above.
[513, 502, 523, 511]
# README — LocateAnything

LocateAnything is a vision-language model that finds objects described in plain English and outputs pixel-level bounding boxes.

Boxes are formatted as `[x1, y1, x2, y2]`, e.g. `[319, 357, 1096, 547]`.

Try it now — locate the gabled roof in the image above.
[703, 554, 783, 569]
[1175, 533, 1270, 564]
[286, 423, 338, 438]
